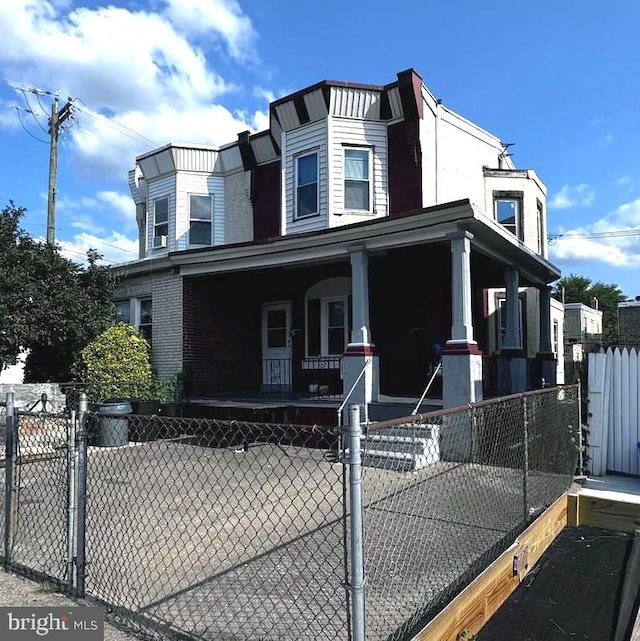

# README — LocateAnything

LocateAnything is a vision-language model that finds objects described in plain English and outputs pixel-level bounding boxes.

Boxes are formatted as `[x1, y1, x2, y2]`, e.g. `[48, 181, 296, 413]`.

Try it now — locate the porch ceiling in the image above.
[114, 199, 560, 287]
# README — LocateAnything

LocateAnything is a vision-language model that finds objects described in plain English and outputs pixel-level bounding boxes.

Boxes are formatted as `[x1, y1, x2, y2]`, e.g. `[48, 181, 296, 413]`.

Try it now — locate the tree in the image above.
[0, 201, 116, 381]
[552, 273, 627, 344]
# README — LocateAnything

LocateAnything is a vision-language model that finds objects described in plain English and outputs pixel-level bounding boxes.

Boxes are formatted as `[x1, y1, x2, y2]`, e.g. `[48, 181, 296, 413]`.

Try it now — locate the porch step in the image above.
[348, 424, 440, 472]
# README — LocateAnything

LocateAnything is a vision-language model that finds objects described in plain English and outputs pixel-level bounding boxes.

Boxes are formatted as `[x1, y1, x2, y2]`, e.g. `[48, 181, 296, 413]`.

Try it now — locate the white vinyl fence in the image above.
[588, 348, 640, 476]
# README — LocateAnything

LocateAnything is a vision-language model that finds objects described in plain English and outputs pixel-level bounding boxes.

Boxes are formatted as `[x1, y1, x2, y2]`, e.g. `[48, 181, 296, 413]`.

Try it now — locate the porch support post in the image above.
[536, 284, 557, 387]
[441, 231, 483, 410]
[499, 269, 527, 393]
[342, 246, 379, 412]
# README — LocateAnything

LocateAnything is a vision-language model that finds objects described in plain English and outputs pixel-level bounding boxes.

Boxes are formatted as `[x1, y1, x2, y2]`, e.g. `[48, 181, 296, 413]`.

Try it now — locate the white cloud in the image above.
[163, 0, 257, 62]
[0, 1, 267, 181]
[550, 198, 640, 268]
[58, 231, 139, 266]
[616, 176, 633, 186]
[549, 183, 595, 210]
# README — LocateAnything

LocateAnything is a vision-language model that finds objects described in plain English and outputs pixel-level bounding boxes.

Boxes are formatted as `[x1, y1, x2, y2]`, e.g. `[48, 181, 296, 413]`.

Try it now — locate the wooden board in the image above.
[576, 493, 640, 534]
[411, 494, 568, 641]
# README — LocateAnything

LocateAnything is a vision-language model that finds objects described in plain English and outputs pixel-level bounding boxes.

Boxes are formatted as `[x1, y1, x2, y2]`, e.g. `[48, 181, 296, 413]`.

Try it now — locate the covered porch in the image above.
[175, 200, 560, 419]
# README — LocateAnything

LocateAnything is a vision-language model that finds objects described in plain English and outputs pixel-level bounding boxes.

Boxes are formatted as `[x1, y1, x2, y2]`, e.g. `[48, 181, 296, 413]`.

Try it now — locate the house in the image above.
[564, 302, 603, 346]
[113, 69, 562, 419]
[618, 300, 640, 347]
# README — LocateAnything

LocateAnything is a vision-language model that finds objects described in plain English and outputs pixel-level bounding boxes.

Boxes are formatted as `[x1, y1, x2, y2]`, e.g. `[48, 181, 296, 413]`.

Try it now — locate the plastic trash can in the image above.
[94, 400, 132, 447]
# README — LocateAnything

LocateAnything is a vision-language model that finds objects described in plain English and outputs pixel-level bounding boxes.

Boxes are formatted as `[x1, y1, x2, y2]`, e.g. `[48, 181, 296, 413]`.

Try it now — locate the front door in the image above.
[262, 302, 292, 393]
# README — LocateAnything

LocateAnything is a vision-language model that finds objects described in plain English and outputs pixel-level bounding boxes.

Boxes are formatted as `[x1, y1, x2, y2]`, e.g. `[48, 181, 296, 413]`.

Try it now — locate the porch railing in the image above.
[185, 357, 344, 399]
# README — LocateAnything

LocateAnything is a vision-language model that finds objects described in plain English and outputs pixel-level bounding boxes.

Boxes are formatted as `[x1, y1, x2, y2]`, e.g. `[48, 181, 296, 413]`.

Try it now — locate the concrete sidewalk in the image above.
[0, 570, 138, 640]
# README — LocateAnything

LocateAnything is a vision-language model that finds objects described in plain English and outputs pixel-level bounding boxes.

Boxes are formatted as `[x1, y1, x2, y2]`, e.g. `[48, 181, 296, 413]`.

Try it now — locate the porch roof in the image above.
[115, 199, 561, 286]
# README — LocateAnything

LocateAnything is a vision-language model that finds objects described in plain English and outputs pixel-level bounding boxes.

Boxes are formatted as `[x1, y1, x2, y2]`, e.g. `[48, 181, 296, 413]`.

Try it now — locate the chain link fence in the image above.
[360, 385, 579, 641]
[2, 385, 579, 641]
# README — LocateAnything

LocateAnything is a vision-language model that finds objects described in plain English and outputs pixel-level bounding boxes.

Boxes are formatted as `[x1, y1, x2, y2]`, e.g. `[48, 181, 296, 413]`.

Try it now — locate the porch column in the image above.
[342, 246, 379, 413]
[499, 269, 527, 393]
[536, 285, 557, 387]
[442, 231, 483, 409]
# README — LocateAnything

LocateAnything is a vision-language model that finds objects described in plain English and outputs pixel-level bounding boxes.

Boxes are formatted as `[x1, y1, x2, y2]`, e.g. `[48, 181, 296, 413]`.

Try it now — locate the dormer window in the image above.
[189, 195, 213, 245]
[494, 191, 523, 240]
[344, 148, 372, 212]
[153, 197, 169, 248]
[295, 151, 318, 218]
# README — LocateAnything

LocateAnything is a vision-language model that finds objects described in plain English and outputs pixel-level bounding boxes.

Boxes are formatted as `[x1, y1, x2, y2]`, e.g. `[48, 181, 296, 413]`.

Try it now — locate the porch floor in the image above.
[184, 394, 443, 424]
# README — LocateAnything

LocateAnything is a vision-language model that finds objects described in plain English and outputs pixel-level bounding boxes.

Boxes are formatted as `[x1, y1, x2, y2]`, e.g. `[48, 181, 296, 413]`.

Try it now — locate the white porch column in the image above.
[442, 231, 483, 412]
[499, 269, 527, 393]
[350, 247, 370, 345]
[342, 246, 379, 412]
[537, 285, 557, 386]
[449, 231, 475, 344]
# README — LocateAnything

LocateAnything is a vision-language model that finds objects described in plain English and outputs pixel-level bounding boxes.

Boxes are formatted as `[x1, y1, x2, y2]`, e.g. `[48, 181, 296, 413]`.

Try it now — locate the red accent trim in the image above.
[343, 345, 375, 357]
[441, 342, 483, 356]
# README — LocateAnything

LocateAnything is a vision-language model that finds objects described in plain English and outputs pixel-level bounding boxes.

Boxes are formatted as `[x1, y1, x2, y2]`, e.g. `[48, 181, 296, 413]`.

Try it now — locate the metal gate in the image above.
[3, 392, 87, 596]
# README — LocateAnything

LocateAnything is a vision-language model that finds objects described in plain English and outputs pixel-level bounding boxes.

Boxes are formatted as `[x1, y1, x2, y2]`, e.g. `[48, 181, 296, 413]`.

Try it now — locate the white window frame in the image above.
[536, 199, 545, 254]
[343, 146, 373, 213]
[295, 150, 319, 219]
[552, 319, 560, 356]
[153, 197, 169, 247]
[305, 296, 349, 357]
[189, 194, 214, 246]
[496, 296, 524, 351]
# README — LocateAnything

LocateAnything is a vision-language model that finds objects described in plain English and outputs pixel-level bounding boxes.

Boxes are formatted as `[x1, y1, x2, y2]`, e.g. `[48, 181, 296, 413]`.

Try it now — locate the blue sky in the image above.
[1, 0, 639, 297]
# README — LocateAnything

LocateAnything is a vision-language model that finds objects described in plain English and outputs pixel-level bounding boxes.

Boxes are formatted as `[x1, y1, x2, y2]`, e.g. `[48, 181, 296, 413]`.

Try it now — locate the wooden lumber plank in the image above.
[411, 494, 568, 641]
[567, 493, 579, 526]
[578, 495, 640, 534]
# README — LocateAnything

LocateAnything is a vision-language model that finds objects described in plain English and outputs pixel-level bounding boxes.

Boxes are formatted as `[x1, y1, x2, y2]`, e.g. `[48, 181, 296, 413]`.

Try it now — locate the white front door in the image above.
[262, 302, 292, 392]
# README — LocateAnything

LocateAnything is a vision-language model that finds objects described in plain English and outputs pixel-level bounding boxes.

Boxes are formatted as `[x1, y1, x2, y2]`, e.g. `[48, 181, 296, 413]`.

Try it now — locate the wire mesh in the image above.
[361, 385, 579, 641]
[8, 412, 69, 586]
[82, 413, 348, 641]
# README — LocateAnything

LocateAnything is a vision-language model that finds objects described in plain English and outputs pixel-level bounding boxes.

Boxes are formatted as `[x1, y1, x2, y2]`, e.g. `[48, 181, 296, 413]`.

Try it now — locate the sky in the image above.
[1, 0, 639, 298]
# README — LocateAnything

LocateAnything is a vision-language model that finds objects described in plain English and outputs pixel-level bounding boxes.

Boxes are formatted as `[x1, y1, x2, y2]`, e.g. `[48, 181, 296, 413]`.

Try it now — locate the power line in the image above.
[549, 229, 640, 241]
[18, 88, 49, 135]
[14, 106, 48, 144]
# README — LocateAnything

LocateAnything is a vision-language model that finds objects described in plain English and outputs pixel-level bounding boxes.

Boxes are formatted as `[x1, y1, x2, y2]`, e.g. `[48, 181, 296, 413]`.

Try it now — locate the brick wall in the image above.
[114, 270, 183, 378]
[224, 170, 253, 244]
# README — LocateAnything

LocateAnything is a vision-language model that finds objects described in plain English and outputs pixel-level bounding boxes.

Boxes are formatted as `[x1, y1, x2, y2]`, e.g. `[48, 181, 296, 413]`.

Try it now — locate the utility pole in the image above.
[46, 95, 74, 244]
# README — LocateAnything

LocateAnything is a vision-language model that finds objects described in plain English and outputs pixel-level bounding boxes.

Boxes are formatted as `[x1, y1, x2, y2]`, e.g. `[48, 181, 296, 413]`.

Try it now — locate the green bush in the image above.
[77, 323, 153, 403]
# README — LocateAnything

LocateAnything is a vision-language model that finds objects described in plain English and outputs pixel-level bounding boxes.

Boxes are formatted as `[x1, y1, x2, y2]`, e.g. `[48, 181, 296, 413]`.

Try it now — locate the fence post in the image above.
[522, 394, 530, 522]
[75, 392, 88, 597]
[66, 410, 77, 595]
[4, 392, 17, 569]
[347, 404, 366, 641]
[577, 381, 584, 475]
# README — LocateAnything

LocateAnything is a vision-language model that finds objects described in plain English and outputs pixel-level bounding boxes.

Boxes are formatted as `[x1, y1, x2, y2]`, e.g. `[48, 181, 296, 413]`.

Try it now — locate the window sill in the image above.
[293, 212, 321, 221]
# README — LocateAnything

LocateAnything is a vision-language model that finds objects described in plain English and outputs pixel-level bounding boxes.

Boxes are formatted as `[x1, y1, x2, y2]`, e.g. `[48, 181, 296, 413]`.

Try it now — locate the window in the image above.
[138, 298, 152, 345]
[553, 319, 560, 356]
[115, 300, 131, 324]
[344, 148, 371, 211]
[266, 308, 288, 348]
[494, 192, 523, 239]
[189, 195, 213, 245]
[307, 297, 349, 356]
[536, 199, 545, 254]
[296, 152, 318, 218]
[153, 197, 169, 245]
[496, 296, 524, 351]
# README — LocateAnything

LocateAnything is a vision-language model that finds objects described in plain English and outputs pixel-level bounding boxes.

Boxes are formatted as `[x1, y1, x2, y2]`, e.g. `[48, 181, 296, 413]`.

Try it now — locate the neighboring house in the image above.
[114, 68, 561, 413]
[564, 302, 603, 346]
[618, 300, 640, 346]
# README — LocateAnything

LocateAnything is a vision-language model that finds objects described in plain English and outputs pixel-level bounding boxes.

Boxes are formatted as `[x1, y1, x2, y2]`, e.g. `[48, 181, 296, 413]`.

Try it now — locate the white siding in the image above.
[174, 172, 225, 250]
[330, 88, 380, 120]
[283, 119, 328, 235]
[328, 117, 388, 226]
[146, 174, 175, 255]
[172, 147, 218, 173]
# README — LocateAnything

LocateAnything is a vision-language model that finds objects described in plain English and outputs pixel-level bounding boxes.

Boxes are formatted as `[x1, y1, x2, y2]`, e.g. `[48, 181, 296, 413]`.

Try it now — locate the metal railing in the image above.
[2, 386, 579, 641]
